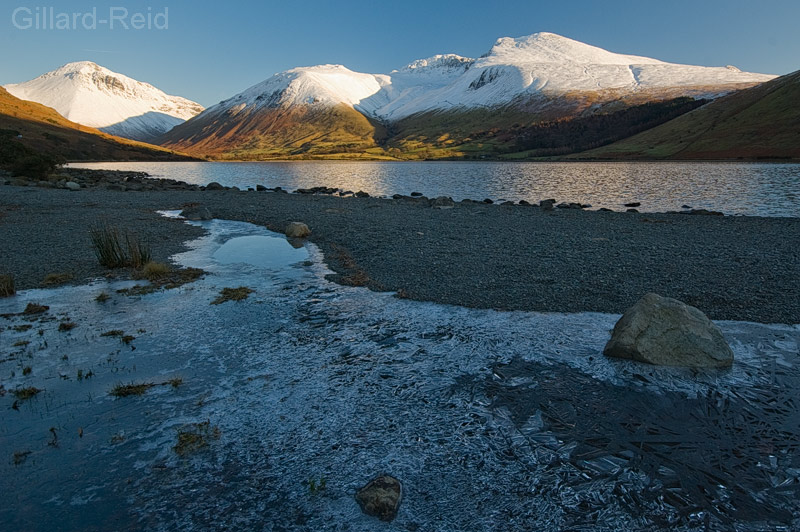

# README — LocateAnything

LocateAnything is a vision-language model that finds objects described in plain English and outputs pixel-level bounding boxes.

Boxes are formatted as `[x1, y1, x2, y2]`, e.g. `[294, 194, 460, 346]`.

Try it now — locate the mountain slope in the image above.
[0, 86, 195, 162]
[159, 32, 776, 159]
[571, 69, 800, 160]
[4, 62, 204, 142]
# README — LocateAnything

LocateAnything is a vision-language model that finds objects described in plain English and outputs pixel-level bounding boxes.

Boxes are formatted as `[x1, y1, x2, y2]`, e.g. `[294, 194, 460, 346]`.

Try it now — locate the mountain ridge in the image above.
[4, 61, 204, 142]
[160, 32, 776, 160]
[0, 86, 196, 163]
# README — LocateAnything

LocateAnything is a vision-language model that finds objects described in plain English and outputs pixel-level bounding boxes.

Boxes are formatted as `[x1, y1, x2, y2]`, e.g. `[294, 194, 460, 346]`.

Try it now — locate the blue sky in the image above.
[2, 0, 798, 107]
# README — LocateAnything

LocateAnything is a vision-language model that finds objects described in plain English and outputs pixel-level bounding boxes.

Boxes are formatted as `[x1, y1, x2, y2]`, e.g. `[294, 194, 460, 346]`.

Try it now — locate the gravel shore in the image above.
[1, 175, 798, 324]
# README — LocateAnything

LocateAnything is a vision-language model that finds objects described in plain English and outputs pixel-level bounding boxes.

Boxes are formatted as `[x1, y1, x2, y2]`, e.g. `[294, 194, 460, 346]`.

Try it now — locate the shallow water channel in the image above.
[1, 217, 799, 531]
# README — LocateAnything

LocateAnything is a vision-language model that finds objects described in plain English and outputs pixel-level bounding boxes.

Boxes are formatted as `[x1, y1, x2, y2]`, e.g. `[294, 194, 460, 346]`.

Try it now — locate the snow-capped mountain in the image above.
[160, 32, 777, 159]
[197, 32, 773, 123]
[4, 61, 204, 141]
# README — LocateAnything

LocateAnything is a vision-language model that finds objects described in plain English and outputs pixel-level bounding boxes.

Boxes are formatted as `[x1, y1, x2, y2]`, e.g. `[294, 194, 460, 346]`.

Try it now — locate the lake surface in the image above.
[2, 216, 799, 531]
[68, 161, 800, 217]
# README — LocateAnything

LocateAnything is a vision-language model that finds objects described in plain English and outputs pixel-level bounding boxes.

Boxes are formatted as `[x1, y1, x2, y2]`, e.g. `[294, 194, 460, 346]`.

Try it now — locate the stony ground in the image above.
[1, 169, 798, 323]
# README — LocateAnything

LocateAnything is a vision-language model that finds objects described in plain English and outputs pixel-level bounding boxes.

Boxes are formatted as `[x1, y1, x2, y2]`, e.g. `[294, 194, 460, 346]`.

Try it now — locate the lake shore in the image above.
[2, 174, 798, 324]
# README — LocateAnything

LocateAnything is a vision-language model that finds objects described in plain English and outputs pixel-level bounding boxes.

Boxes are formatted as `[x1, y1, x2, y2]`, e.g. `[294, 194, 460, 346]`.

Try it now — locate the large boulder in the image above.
[603, 293, 734, 368]
[355, 475, 402, 522]
[285, 222, 311, 238]
[180, 205, 212, 221]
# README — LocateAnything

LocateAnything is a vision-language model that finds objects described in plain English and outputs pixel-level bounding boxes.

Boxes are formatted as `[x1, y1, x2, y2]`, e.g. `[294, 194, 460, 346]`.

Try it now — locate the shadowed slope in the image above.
[573, 70, 800, 160]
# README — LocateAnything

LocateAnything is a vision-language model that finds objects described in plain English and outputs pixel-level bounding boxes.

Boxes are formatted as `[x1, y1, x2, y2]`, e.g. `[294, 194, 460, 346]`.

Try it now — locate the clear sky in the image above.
[2, 0, 798, 107]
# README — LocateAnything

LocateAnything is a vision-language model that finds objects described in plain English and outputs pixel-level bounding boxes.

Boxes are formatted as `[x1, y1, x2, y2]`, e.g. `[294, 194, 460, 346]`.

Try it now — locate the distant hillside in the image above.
[572, 70, 800, 160]
[0, 87, 195, 161]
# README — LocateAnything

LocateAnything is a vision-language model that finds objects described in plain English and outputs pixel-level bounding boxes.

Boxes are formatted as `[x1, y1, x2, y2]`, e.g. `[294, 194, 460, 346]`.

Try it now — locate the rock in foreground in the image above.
[355, 475, 402, 522]
[604, 293, 734, 368]
[285, 222, 311, 238]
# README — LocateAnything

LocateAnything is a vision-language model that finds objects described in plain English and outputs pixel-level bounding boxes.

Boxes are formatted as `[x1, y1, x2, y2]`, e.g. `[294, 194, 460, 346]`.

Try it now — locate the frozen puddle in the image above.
[1, 218, 799, 531]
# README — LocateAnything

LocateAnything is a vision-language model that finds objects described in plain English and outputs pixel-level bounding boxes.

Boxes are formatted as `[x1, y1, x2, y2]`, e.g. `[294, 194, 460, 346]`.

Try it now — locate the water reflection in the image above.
[213, 235, 308, 269]
[69, 161, 800, 217]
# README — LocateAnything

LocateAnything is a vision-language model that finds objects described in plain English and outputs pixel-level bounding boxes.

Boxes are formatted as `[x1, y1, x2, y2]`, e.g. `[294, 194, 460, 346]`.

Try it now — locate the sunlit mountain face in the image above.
[158, 32, 773, 160]
[4, 61, 204, 142]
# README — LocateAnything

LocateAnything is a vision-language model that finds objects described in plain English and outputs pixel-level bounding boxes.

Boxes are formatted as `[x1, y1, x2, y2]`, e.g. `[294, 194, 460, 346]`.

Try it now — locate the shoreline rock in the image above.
[604, 293, 734, 368]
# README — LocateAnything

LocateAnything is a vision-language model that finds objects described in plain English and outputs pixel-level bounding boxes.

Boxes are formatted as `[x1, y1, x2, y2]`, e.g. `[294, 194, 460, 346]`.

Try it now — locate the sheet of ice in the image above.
[1, 218, 797, 531]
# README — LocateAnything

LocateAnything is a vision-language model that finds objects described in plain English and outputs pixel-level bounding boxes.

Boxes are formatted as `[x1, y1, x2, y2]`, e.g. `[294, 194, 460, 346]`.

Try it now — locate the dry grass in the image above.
[138, 261, 171, 281]
[12, 386, 41, 400]
[211, 286, 254, 305]
[58, 321, 77, 332]
[118, 267, 204, 296]
[22, 302, 48, 315]
[174, 421, 221, 456]
[109, 382, 154, 397]
[41, 272, 73, 286]
[329, 244, 373, 287]
[0, 274, 14, 297]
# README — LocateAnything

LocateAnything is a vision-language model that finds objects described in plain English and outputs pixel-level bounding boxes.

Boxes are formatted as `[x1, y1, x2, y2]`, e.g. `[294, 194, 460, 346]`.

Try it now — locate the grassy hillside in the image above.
[0, 87, 196, 162]
[572, 70, 800, 160]
[388, 96, 706, 160]
[159, 89, 716, 161]
[159, 103, 396, 160]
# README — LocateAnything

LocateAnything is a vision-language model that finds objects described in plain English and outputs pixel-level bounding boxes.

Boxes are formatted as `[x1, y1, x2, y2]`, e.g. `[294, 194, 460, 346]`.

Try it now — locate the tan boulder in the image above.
[604, 293, 733, 368]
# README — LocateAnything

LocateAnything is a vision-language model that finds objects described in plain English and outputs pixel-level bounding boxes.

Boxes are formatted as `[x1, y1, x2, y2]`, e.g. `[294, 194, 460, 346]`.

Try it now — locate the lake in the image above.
[68, 161, 800, 217]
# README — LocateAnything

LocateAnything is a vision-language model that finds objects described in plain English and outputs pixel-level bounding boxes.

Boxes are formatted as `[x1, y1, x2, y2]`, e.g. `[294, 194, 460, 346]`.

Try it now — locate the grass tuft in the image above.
[13, 450, 32, 465]
[174, 420, 220, 456]
[95, 292, 111, 303]
[110, 382, 154, 397]
[58, 321, 77, 332]
[211, 286, 254, 305]
[0, 274, 15, 297]
[23, 302, 48, 315]
[135, 261, 172, 282]
[90, 224, 151, 269]
[42, 272, 73, 287]
[12, 386, 41, 400]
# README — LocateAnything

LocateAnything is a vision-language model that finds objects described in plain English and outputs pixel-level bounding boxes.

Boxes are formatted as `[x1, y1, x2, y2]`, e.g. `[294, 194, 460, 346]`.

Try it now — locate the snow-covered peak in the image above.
[190, 31, 777, 125]
[4, 61, 204, 141]
[396, 54, 474, 73]
[485, 32, 664, 66]
[214, 64, 384, 114]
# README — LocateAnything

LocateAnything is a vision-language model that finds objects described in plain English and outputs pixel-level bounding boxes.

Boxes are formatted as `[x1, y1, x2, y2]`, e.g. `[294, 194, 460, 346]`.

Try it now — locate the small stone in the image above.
[624, 202, 641, 208]
[429, 196, 455, 209]
[355, 191, 370, 198]
[410, 192, 423, 197]
[539, 199, 555, 211]
[205, 182, 224, 190]
[285, 222, 311, 238]
[256, 185, 267, 191]
[355, 475, 402, 522]
[65, 181, 80, 191]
